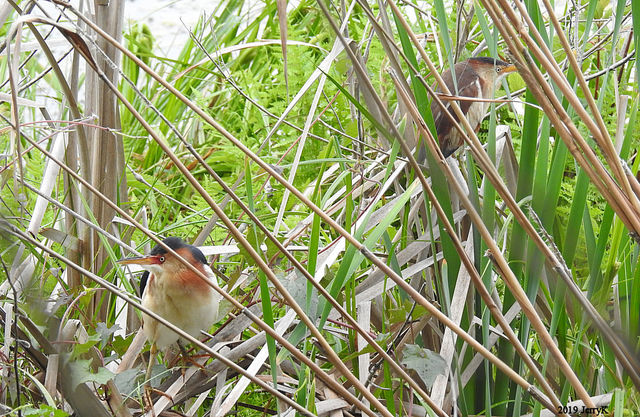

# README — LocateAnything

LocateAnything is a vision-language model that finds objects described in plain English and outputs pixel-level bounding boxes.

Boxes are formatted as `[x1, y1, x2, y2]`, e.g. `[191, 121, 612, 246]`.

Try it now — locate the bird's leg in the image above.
[145, 342, 157, 386]
[177, 340, 208, 371]
[142, 343, 175, 413]
[142, 342, 157, 413]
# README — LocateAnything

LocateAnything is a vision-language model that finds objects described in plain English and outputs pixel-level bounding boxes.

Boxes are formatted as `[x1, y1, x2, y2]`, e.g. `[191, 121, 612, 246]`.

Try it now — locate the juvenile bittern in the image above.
[421, 57, 517, 159]
[119, 237, 221, 385]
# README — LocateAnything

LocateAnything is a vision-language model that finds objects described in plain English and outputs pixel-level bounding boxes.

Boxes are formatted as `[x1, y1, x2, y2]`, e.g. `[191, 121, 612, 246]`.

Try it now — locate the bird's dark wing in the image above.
[431, 63, 481, 140]
[140, 271, 149, 297]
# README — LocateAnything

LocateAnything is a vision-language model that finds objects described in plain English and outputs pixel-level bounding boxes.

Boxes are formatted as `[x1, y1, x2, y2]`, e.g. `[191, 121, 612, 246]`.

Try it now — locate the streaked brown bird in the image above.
[118, 237, 222, 384]
[422, 57, 517, 159]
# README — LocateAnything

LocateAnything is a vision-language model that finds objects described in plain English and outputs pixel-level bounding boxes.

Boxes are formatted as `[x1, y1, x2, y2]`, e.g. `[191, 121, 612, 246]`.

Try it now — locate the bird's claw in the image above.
[142, 384, 175, 415]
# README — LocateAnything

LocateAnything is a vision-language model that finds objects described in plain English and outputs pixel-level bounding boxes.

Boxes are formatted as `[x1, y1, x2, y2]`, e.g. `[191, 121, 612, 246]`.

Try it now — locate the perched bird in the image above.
[118, 237, 222, 381]
[421, 57, 517, 159]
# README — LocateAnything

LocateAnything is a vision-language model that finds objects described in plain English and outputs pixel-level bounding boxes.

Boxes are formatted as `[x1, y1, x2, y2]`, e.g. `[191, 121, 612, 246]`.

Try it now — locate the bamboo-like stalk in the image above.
[86, 0, 127, 306]
[7, 22, 24, 222]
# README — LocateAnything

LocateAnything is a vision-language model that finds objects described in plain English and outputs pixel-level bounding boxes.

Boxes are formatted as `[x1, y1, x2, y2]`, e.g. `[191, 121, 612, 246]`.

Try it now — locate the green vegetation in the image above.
[0, 0, 639, 416]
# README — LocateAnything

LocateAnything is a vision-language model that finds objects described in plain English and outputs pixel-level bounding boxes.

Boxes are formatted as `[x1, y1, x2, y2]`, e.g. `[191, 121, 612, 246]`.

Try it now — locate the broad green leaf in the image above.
[400, 344, 447, 389]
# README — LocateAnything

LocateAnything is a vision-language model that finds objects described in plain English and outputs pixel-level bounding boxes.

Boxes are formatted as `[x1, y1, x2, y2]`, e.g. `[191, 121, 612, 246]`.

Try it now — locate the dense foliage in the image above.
[0, 0, 639, 416]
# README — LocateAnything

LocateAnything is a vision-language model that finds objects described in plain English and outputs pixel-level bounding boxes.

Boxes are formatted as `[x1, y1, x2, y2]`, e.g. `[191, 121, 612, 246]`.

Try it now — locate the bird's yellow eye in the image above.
[159, 256, 165, 263]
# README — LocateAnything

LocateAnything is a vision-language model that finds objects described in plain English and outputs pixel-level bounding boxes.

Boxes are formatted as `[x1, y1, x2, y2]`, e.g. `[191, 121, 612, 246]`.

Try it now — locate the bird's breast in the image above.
[141, 273, 221, 349]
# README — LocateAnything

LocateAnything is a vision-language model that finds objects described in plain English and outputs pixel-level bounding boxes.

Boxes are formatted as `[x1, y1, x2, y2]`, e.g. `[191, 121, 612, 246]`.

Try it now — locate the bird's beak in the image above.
[503, 64, 517, 74]
[118, 255, 159, 266]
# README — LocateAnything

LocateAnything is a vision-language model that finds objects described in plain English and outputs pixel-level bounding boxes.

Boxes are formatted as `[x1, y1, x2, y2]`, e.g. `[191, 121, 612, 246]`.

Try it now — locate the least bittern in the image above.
[119, 237, 221, 389]
[420, 57, 517, 159]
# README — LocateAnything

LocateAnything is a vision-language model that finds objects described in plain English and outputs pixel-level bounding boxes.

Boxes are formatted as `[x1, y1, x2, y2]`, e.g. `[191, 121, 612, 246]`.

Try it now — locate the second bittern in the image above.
[421, 57, 517, 160]
[119, 237, 222, 380]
